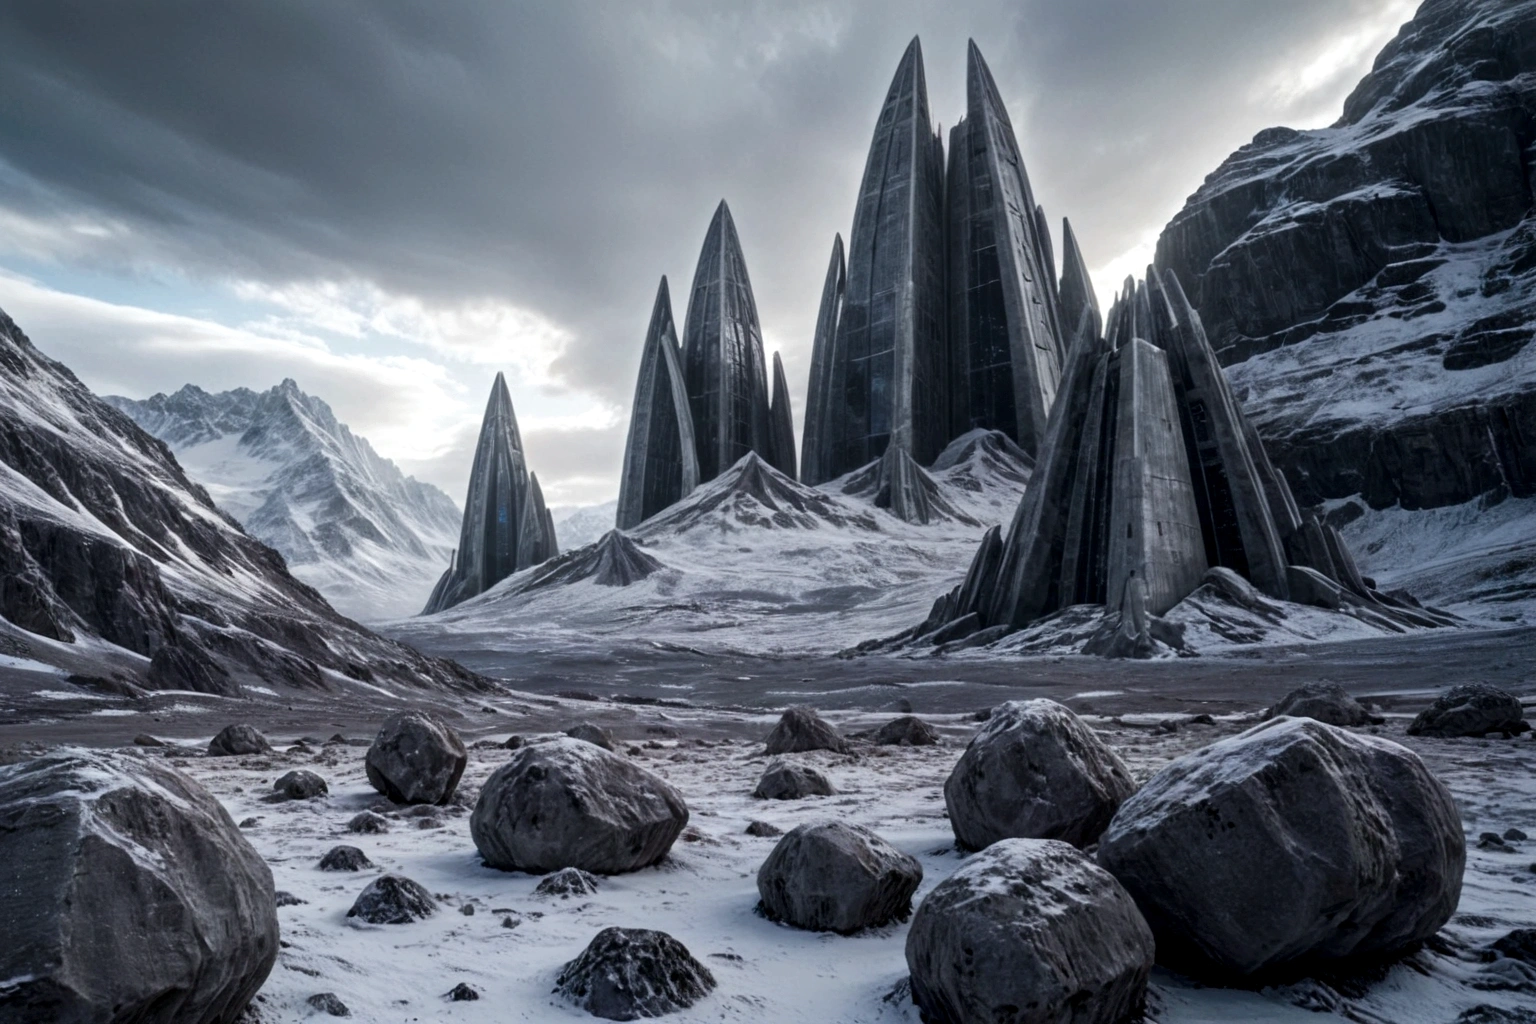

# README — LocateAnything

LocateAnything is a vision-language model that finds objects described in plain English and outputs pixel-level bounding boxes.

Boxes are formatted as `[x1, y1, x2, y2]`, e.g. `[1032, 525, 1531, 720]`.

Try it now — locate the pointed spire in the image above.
[617, 276, 701, 530]
[766, 352, 797, 480]
[800, 233, 845, 485]
[517, 471, 555, 570]
[1059, 218, 1102, 352]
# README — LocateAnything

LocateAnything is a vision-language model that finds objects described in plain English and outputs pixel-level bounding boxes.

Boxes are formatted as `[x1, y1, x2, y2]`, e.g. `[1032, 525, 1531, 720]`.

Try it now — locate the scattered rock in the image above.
[502, 914, 521, 929]
[1508, 828, 1530, 842]
[763, 707, 848, 755]
[906, 838, 1154, 1024]
[0, 749, 278, 1021]
[536, 867, 601, 899]
[471, 737, 688, 874]
[275, 890, 306, 907]
[318, 845, 373, 871]
[757, 821, 922, 933]
[239, 816, 259, 828]
[131, 733, 164, 747]
[273, 769, 328, 800]
[306, 992, 350, 1016]
[1097, 717, 1465, 977]
[459, 903, 475, 916]
[745, 820, 782, 837]
[1479, 832, 1514, 851]
[365, 710, 468, 805]
[347, 874, 436, 924]
[555, 927, 716, 1020]
[208, 723, 273, 757]
[944, 699, 1135, 850]
[447, 982, 480, 1002]
[1408, 684, 1529, 738]
[874, 715, 939, 746]
[346, 810, 390, 834]
[566, 722, 617, 751]
[1267, 682, 1380, 727]
[752, 760, 835, 800]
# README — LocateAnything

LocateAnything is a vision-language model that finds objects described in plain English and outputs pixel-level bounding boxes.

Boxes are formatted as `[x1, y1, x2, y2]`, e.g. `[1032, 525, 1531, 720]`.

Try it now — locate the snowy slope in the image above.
[549, 500, 618, 551]
[109, 381, 461, 621]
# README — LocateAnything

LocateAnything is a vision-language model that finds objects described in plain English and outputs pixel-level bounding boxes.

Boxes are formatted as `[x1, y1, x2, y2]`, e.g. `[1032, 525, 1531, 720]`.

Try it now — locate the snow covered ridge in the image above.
[0, 306, 486, 696]
[107, 380, 460, 622]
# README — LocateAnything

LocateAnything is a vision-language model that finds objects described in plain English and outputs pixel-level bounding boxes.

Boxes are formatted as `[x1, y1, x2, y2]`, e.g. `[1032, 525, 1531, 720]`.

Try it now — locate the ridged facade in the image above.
[617, 277, 701, 530]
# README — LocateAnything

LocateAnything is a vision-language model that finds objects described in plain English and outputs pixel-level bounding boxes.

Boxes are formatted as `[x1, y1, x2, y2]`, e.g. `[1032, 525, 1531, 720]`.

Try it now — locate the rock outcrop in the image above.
[1408, 683, 1529, 737]
[555, 927, 716, 1021]
[365, 711, 467, 805]
[756, 822, 923, 933]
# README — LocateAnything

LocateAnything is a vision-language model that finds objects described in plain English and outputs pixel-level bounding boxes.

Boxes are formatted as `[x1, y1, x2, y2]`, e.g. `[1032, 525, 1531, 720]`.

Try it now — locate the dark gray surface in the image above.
[616, 277, 700, 529]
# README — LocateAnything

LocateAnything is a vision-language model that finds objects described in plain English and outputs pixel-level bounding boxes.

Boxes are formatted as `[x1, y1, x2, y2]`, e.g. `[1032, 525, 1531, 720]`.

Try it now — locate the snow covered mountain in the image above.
[108, 380, 460, 621]
[550, 500, 618, 551]
[1156, 0, 1536, 622]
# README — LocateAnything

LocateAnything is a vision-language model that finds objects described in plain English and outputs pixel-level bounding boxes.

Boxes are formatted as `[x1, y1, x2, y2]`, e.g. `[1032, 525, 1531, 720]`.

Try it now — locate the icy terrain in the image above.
[109, 381, 461, 621]
[550, 500, 619, 551]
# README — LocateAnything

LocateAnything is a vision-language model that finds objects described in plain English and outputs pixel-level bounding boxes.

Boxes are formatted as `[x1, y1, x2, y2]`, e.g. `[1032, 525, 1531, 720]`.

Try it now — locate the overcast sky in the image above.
[0, 0, 1418, 509]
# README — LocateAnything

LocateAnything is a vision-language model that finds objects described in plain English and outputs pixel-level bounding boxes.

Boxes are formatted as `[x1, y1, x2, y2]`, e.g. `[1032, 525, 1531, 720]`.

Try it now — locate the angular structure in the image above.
[682, 200, 774, 482]
[945, 41, 1066, 457]
[799, 235, 846, 486]
[422, 373, 558, 613]
[617, 278, 700, 530]
[766, 352, 797, 480]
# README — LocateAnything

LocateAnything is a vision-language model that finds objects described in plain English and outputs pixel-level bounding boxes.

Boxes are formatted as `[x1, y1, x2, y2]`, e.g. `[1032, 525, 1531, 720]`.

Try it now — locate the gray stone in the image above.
[1268, 682, 1377, 727]
[752, 760, 835, 800]
[318, 845, 373, 871]
[146, 635, 237, 697]
[274, 769, 327, 800]
[616, 276, 700, 528]
[1408, 683, 1529, 737]
[756, 821, 922, 933]
[745, 820, 782, 837]
[365, 710, 467, 805]
[763, 707, 847, 755]
[0, 749, 277, 1022]
[566, 722, 617, 751]
[874, 715, 940, 747]
[447, 982, 480, 1002]
[209, 723, 272, 757]
[346, 810, 390, 834]
[470, 737, 688, 874]
[1097, 717, 1465, 977]
[906, 838, 1154, 1024]
[555, 927, 716, 1021]
[347, 874, 436, 924]
[306, 992, 349, 1017]
[944, 699, 1135, 851]
[535, 867, 600, 899]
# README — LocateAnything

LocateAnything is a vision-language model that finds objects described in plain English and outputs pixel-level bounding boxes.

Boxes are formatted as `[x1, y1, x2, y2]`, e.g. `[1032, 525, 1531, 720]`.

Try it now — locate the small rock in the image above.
[132, 733, 164, 747]
[239, 816, 259, 828]
[1408, 684, 1529, 738]
[1491, 928, 1536, 967]
[275, 890, 307, 907]
[874, 715, 940, 746]
[306, 992, 350, 1017]
[415, 814, 444, 830]
[447, 982, 480, 1001]
[1267, 682, 1378, 727]
[752, 760, 835, 800]
[273, 770, 328, 800]
[502, 914, 520, 929]
[365, 710, 468, 805]
[535, 867, 600, 899]
[209, 723, 273, 757]
[504, 734, 525, 749]
[566, 722, 617, 751]
[346, 810, 390, 834]
[318, 845, 373, 871]
[757, 822, 922, 933]
[459, 903, 475, 916]
[763, 707, 848, 755]
[555, 927, 716, 1020]
[745, 820, 782, 838]
[1507, 828, 1529, 842]
[347, 874, 436, 924]
[1480, 832, 1514, 851]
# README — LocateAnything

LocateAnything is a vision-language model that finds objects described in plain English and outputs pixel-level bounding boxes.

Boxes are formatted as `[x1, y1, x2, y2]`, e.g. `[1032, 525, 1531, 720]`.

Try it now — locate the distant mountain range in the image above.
[107, 381, 460, 621]
[550, 500, 617, 550]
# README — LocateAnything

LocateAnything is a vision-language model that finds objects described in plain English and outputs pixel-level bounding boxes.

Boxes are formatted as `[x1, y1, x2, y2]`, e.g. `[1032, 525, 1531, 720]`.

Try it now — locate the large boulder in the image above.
[470, 737, 688, 874]
[273, 769, 327, 800]
[566, 722, 617, 751]
[1408, 683, 1529, 737]
[0, 749, 278, 1022]
[764, 707, 848, 755]
[208, 723, 272, 756]
[346, 874, 436, 924]
[756, 821, 922, 933]
[875, 715, 940, 746]
[1097, 717, 1465, 977]
[944, 699, 1135, 851]
[364, 710, 467, 805]
[906, 838, 1154, 1024]
[1267, 682, 1377, 727]
[752, 760, 835, 800]
[555, 927, 716, 1020]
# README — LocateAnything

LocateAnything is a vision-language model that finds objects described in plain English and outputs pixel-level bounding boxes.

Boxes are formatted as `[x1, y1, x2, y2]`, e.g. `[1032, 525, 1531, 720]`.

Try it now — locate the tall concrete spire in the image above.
[766, 352, 797, 480]
[1058, 218, 1102, 353]
[799, 234, 845, 486]
[617, 277, 700, 530]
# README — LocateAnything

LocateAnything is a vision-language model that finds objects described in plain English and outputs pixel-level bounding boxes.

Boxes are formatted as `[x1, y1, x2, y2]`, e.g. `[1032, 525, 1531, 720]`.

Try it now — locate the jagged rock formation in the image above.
[766, 352, 797, 480]
[641, 451, 879, 536]
[108, 380, 460, 621]
[617, 278, 700, 530]
[837, 443, 978, 526]
[422, 372, 558, 613]
[0, 307, 486, 693]
[499, 530, 664, 597]
[799, 234, 846, 486]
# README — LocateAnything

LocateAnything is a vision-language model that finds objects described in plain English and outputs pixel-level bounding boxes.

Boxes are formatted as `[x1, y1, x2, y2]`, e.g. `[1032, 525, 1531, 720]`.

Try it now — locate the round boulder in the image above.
[0, 749, 278, 1022]
[346, 810, 390, 834]
[365, 710, 467, 805]
[1408, 683, 1528, 738]
[535, 867, 601, 899]
[566, 722, 617, 751]
[944, 699, 1134, 851]
[274, 769, 328, 800]
[1097, 717, 1465, 977]
[318, 845, 373, 871]
[347, 874, 436, 924]
[556, 927, 716, 1020]
[906, 838, 1154, 1024]
[757, 821, 922, 933]
[752, 760, 835, 800]
[875, 715, 939, 746]
[470, 737, 688, 874]
[764, 707, 848, 755]
[209, 723, 272, 757]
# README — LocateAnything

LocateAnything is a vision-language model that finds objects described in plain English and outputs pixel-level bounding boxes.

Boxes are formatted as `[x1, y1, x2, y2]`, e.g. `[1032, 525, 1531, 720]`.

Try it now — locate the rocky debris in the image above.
[318, 845, 373, 871]
[365, 710, 467, 805]
[756, 822, 923, 933]
[1267, 682, 1379, 727]
[555, 927, 716, 1020]
[763, 707, 848, 755]
[346, 810, 390, 834]
[944, 699, 1135, 851]
[275, 890, 306, 907]
[566, 722, 617, 751]
[0, 749, 278, 1021]
[873, 715, 939, 746]
[906, 838, 1154, 1024]
[447, 982, 480, 1002]
[1098, 717, 1465, 977]
[1456, 1008, 1536, 1024]
[470, 737, 689, 874]
[1480, 832, 1516, 851]
[745, 820, 783, 837]
[1491, 929, 1536, 967]
[536, 867, 601, 899]
[208, 723, 273, 757]
[273, 769, 328, 800]
[306, 992, 350, 1017]
[1408, 683, 1530, 737]
[346, 874, 436, 925]
[752, 760, 835, 800]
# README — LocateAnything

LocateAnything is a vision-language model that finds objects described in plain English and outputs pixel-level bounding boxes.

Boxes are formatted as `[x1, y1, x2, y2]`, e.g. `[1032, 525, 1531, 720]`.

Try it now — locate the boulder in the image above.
[346, 810, 390, 834]
[1408, 683, 1529, 737]
[745, 820, 782, 837]
[874, 715, 940, 746]
[566, 722, 617, 751]
[756, 821, 922, 933]
[555, 927, 716, 1020]
[944, 699, 1135, 851]
[365, 710, 468, 805]
[535, 867, 600, 899]
[1097, 717, 1465, 977]
[318, 845, 373, 871]
[470, 737, 688, 874]
[752, 760, 835, 800]
[347, 874, 436, 924]
[0, 749, 277, 1022]
[447, 982, 480, 1001]
[906, 838, 1154, 1024]
[306, 992, 349, 1017]
[208, 723, 272, 756]
[1267, 682, 1378, 727]
[273, 769, 327, 800]
[763, 707, 847, 755]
